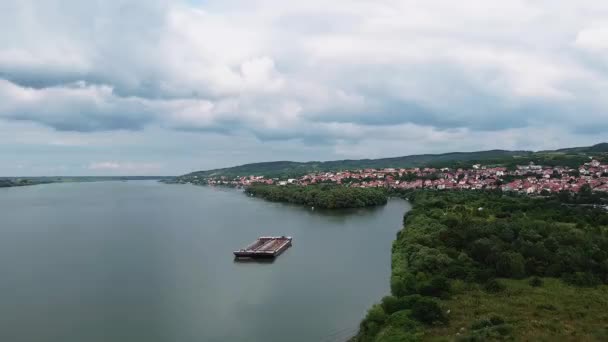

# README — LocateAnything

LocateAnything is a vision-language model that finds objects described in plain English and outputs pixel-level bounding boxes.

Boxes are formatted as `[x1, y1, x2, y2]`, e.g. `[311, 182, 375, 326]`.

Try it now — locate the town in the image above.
[181, 158, 608, 195]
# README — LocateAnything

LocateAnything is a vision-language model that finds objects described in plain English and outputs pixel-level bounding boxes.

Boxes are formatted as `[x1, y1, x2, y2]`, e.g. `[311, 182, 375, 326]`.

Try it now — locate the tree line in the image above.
[244, 184, 388, 209]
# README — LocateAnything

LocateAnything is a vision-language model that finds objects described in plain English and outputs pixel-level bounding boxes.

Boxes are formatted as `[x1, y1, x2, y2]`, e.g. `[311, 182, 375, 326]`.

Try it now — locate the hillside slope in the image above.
[182, 143, 607, 179]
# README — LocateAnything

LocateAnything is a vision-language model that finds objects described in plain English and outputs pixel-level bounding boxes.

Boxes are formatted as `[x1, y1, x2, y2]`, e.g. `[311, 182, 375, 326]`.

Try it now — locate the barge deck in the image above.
[233, 236, 292, 259]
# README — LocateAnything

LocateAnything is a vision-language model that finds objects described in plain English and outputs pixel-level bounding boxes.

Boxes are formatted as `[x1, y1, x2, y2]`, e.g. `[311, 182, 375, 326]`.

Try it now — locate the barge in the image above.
[233, 236, 292, 259]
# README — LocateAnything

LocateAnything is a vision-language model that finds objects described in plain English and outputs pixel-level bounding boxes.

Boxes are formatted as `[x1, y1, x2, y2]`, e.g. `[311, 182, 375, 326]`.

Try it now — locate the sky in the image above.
[1, 0, 607, 176]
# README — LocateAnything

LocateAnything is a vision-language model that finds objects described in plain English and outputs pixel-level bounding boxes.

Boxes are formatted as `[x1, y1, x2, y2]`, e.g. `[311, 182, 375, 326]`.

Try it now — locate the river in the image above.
[0, 181, 410, 342]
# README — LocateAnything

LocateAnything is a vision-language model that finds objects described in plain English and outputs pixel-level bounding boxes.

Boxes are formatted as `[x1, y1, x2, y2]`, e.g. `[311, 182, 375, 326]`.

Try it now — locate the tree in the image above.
[496, 252, 526, 278]
[580, 183, 592, 197]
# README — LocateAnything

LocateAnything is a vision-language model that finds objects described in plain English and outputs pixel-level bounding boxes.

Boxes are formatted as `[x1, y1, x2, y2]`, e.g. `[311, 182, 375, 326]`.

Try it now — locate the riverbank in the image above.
[1, 176, 174, 189]
[0, 178, 53, 188]
[356, 190, 608, 341]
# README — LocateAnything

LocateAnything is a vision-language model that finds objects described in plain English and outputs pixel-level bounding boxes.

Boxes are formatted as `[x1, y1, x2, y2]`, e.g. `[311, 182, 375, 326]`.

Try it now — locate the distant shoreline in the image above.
[0, 176, 174, 188]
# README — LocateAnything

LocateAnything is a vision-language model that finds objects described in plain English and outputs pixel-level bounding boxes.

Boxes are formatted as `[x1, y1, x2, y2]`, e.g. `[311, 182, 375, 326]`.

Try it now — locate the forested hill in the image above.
[182, 143, 608, 179]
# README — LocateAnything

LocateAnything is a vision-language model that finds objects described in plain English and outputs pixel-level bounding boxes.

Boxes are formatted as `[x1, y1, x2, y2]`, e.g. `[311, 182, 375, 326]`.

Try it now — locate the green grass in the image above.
[424, 278, 608, 341]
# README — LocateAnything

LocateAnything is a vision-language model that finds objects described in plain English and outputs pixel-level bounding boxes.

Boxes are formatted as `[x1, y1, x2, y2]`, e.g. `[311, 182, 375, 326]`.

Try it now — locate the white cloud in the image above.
[575, 26, 608, 51]
[88, 161, 163, 173]
[0, 0, 607, 175]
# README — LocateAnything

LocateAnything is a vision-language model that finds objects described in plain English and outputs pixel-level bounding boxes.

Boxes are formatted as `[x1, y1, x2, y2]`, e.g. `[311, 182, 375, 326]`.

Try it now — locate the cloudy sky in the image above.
[1, 0, 607, 176]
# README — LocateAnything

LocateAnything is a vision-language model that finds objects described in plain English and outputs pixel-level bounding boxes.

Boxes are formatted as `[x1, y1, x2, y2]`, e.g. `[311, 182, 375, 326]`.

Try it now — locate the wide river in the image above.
[0, 181, 410, 342]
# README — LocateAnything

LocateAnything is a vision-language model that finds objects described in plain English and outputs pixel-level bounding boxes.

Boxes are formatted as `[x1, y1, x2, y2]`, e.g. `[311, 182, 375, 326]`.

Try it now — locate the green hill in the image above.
[181, 143, 607, 179]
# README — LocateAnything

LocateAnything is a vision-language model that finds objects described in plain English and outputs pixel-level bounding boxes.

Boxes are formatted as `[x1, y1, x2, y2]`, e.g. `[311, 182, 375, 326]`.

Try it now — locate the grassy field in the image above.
[425, 278, 608, 341]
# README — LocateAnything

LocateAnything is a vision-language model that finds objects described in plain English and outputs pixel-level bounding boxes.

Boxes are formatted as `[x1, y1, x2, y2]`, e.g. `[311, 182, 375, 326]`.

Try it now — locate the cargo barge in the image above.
[233, 236, 292, 259]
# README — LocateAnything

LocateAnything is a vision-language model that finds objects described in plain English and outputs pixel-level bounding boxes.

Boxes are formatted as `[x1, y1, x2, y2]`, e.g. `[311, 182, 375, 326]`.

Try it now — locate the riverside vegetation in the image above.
[244, 184, 388, 209]
[356, 190, 608, 341]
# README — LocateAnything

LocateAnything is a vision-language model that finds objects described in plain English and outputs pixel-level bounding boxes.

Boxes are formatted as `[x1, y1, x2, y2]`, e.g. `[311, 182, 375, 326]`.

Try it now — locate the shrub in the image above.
[386, 310, 421, 331]
[529, 276, 543, 287]
[483, 279, 506, 293]
[381, 296, 401, 315]
[471, 315, 505, 330]
[473, 268, 495, 282]
[391, 274, 416, 297]
[365, 304, 387, 324]
[471, 318, 492, 330]
[458, 323, 513, 341]
[563, 272, 601, 287]
[495, 252, 526, 279]
[376, 327, 422, 342]
[493, 324, 513, 336]
[381, 296, 418, 315]
[359, 305, 387, 341]
[418, 276, 451, 297]
[445, 264, 471, 279]
[489, 315, 505, 326]
[410, 297, 447, 325]
[536, 303, 558, 311]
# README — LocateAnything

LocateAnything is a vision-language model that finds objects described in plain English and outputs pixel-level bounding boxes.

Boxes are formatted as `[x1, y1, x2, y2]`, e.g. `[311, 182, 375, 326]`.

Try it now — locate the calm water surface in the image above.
[0, 181, 410, 342]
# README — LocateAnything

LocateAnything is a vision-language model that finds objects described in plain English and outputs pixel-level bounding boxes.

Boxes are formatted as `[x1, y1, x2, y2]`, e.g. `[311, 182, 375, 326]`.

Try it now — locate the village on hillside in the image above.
[184, 159, 608, 195]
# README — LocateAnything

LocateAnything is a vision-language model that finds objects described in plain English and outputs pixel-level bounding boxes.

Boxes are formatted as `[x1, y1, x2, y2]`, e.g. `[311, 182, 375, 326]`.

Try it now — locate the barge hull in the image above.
[233, 236, 292, 259]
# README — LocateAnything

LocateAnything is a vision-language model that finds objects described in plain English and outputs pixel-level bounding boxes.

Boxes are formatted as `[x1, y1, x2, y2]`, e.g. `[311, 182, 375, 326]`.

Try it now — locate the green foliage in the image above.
[358, 304, 389, 341]
[385, 311, 422, 331]
[366, 304, 388, 324]
[418, 275, 451, 298]
[390, 274, 417, 297]
[398, 191, 608, 283]
[245, 184, 388, 209]
[562, 272, 601, 287]
[483, 279, 506, 293]
[409, 297, 447, 324]
[457, 324, 513, 341]
[381, 296, 407, 315]
[528, 276, 543, 287]
[495, 252, 526, 278]
[359, 189, 608, 340]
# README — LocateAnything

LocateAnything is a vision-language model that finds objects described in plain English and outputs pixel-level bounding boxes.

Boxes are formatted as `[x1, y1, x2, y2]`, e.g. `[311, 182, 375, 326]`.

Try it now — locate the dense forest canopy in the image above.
[357, 190, 608, 341]
[245, 184, 388, 209]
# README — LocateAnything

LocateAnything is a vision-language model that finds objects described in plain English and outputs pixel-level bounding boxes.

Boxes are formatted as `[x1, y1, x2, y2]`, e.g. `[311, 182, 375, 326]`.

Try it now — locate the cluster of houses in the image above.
[194, 159, 608, 195]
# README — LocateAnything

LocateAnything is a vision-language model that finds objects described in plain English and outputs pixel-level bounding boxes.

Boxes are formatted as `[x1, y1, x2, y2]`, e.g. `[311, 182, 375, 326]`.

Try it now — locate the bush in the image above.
[459, 323, 513, 341]
[489, 315, 505, 325]
[391, 274, 416, 297]
[495, 252, 526, 279]
[365, 304, 387, 324]
[536, 303, 558, 311]
[473, 268, 495, 283]
[563, 272, 601, 287]
[471, 315, 505, 330]
[529, 276, 543, 287]
[381, 296, 418, 315]
[471, 318, 492, 330]
[483, 279, 506, 293]
[418, 276, 451, 297]
[386, 310, 421, 331]
[410, 297, 447, 325]
[359, 305, 387, 341]
[375, 327, 422, 342]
